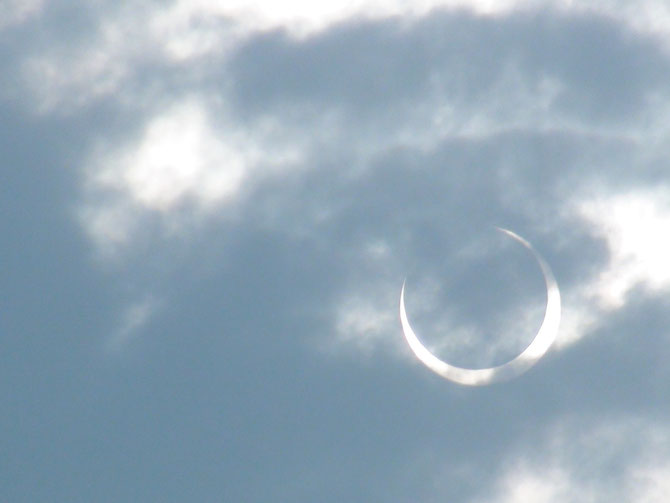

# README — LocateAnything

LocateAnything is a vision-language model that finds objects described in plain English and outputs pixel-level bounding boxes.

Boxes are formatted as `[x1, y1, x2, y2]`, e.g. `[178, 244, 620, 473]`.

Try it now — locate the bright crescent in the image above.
[400, 228, 561, 386]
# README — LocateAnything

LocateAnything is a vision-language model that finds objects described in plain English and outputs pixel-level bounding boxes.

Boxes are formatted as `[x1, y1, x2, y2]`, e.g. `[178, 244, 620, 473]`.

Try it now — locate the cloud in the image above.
[67, 7, 670, 376]
[485, 465, 572, 503]
[402, 407, 670, 503]
[332, 292, 399, 354]
[18, 0, 541, 113]
[16, 0, 670, 116]
[93, 99, 251, 212]
[630, 462, 670, 503]
[106, 295, 161, 351]
[16, 2, 236, 112]
[545, 185, 670, 350]
[10, 1, 670, 359]
[577, 188, 670, 309]
[458, 416, 670, 503]
[6, 2, 670, 500]
[0, 0, 43, 30]
[78, 97, 302, 258]
[148, 0, 670, 47]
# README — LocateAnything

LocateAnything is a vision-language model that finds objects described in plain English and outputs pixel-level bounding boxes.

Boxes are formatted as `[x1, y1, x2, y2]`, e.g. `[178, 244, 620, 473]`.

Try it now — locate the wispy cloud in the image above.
[106, 295, 161, 351]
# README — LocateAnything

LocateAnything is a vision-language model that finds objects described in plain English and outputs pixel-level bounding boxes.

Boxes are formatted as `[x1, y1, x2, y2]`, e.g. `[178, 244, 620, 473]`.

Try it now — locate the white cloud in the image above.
[467, 417, 670, 503]
[77, 198, 140, 256]
[78, 98, 252, 255]
[483, 464, 573, 503]
[577, 188, 670, 309]
[326, 241, 404, 356]
[21, 0, 670, 114]
[79, 98, 303, 257]
[566, 0, 670, 52]
[333, 293, 399, 355]
[526, 186, 670, 353]
[630, 462, 670, 503]
[90, 0, 670, 48]
[148, 2, 240, 61]
[95, 100, 251, 212]
[168, 0, 670, 41]
[551, 293, 598, 350]
[151, 0, 534, 39]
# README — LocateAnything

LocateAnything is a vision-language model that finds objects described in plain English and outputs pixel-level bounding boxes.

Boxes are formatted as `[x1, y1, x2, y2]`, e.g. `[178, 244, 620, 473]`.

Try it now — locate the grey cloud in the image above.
[218, 10, 670, 500]
[4, 3, 670, 502]
[227, 9, 670, 126]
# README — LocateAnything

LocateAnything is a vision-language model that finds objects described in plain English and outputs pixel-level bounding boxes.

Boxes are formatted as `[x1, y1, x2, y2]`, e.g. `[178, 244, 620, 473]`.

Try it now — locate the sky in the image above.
[2, 0, 670, 501]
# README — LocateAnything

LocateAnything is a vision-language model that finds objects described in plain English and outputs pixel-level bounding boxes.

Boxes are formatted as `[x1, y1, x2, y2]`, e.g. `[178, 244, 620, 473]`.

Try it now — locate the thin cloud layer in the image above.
[4, 1, 670, 501]
[106, 295, 161, 351]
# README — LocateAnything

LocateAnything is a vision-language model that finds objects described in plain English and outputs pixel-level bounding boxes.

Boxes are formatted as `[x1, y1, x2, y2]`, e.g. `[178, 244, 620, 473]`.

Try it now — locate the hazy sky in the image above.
[3, 1, 670, 501]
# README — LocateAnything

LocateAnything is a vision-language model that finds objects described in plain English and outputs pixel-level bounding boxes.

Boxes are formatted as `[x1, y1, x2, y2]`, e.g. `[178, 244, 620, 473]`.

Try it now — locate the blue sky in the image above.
[2, 1, 670, 501]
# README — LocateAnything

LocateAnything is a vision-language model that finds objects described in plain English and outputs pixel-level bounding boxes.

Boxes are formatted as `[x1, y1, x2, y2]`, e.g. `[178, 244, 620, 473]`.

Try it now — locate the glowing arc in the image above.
[399, 228, 561, 386]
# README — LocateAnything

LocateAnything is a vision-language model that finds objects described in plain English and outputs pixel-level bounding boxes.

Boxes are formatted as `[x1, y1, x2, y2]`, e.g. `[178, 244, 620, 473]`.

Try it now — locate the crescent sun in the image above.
[399, 227, 561, 386]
